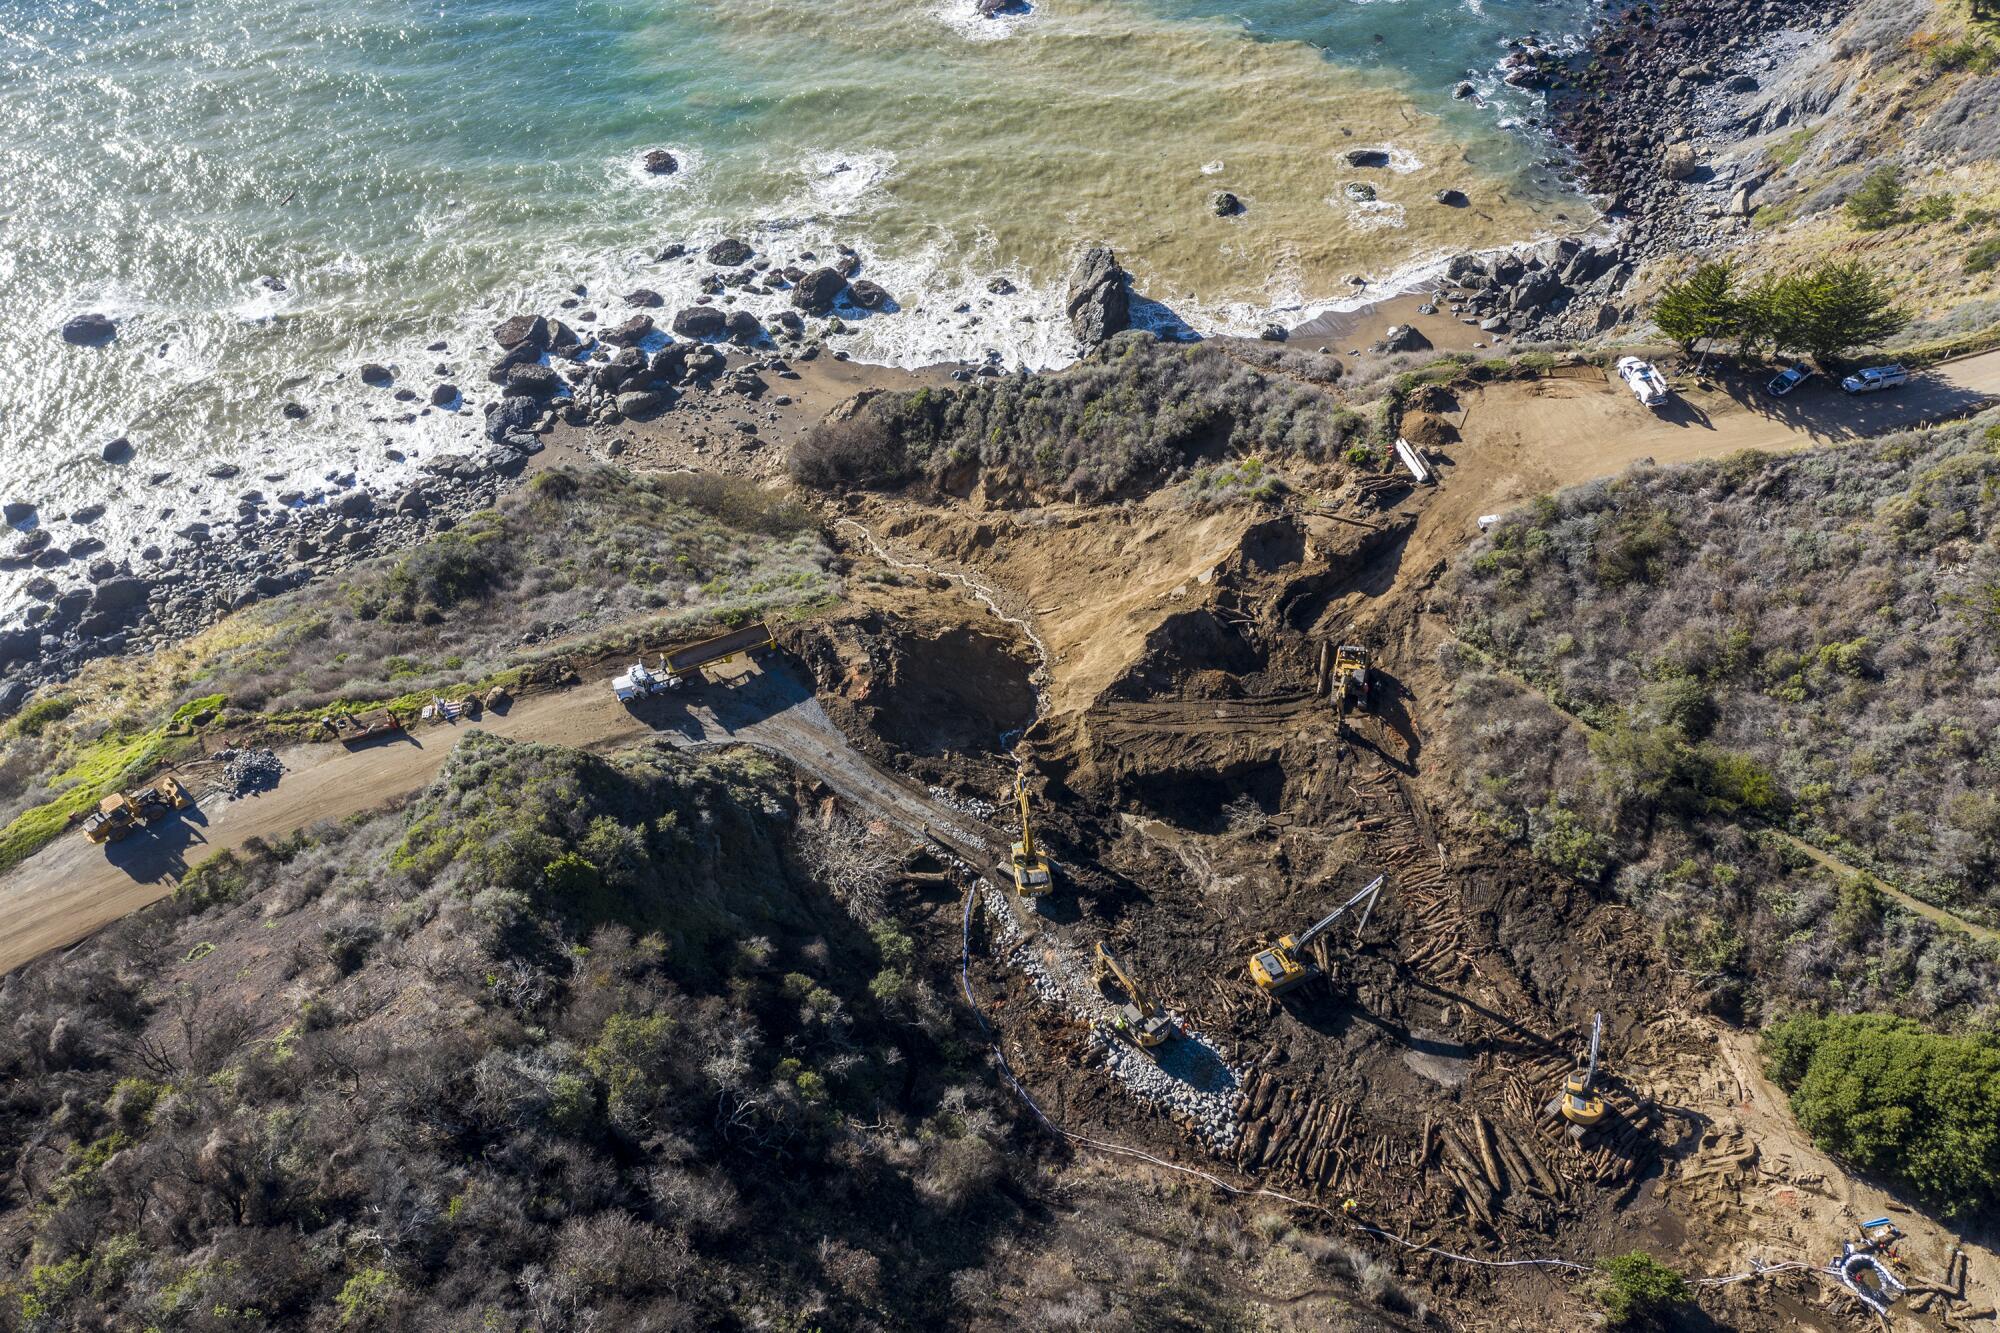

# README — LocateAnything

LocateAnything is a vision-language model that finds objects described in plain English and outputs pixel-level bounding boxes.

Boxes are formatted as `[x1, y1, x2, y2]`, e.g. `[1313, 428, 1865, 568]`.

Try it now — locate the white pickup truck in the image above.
[612, 659, 680, 703]
[1616, 356, 1671, 408]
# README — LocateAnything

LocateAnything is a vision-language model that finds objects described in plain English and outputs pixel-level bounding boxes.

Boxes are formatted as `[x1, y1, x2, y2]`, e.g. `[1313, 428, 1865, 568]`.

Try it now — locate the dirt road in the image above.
[0, 663, 996, 975]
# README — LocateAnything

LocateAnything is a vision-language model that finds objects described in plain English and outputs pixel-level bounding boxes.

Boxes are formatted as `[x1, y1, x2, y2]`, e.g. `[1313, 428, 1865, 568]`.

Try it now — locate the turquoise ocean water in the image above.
[1, 0, 1594, 563]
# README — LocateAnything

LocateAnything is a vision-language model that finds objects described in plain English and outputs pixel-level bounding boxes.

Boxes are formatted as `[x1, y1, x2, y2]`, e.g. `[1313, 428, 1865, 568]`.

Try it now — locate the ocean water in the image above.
[1, 0, 1595, 572]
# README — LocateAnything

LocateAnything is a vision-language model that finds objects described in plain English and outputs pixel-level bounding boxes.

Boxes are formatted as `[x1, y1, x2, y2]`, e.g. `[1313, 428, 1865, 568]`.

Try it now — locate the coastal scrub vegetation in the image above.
[1591, 1252, 1690, 1329]
[1440, 412, 2000, 1025]
[0, 731, 1370, 1330]
[1762, 1012, 2000, 1217]
[790, 332, 1364, 501]
[0, 466, 833, 874]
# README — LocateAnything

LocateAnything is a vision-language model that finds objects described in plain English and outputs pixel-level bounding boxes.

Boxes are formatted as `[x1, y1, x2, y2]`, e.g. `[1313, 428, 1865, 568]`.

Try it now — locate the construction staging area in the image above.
[774, 375, 1998, 1330]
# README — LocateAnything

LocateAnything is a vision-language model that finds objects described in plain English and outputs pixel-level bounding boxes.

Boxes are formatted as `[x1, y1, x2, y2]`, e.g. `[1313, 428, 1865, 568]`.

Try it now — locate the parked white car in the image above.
[1616, 356, 1671, 407]
[1841, 365, 1909, 394]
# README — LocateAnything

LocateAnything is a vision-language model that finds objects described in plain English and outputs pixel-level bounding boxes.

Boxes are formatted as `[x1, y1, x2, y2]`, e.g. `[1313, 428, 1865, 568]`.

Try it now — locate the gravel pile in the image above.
[976, 886, 1241, 1151]
[215, 747, 283, 796]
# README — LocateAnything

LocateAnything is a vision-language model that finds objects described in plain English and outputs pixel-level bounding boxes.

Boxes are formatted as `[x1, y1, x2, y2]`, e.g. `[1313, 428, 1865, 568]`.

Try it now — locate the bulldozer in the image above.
[1009, 770, 1053, 897]
[1092, 942, 1176, 1049]
[1247, 874, 1385, 995]
[1333, 644, 1372, 726]
[1548, 1012, 1610, 1137]
[83, 774, 194, 845]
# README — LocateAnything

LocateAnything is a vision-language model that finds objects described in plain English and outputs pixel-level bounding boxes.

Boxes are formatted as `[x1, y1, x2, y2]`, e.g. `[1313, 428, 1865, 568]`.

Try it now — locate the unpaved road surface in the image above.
[0, 663, 995, 974]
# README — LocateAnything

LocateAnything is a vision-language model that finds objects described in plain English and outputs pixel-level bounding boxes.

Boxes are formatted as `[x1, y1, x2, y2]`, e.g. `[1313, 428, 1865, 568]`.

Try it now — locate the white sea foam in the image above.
[930, 0, 1035, 42]
[796, 150, 896, 217]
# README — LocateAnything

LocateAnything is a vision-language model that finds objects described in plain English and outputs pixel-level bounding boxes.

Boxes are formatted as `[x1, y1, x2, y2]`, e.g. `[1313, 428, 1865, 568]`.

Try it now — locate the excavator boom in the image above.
[1294, 875, 1385, 951]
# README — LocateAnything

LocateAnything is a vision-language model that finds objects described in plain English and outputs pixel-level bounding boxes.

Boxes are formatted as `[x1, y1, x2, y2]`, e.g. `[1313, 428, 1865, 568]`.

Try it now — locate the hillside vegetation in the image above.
[0, 467, 834, 876]
[0, 731, 1407, 1331]
[1442, 412, 2000, 1026]
[790, 333, 1367, 501]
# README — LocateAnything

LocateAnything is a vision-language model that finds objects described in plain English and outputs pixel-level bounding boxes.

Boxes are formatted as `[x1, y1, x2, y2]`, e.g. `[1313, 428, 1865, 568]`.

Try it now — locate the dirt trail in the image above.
[0, 663, 996, 975]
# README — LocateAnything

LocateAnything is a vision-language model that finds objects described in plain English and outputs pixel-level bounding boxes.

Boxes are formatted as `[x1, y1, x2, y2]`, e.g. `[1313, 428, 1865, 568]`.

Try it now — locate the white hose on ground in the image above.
[957, 882, 1838, 1293]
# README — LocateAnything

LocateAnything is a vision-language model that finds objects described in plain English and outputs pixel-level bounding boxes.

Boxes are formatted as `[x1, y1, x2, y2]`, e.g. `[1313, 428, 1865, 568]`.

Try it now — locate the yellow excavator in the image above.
[1093, 942, 1176, 1049]
[1247, 874, 1386, 995]
[1553, 1012, 1610, 1136]
[1333, 645, 1372, 727]
[1009, 770, 1053, 896]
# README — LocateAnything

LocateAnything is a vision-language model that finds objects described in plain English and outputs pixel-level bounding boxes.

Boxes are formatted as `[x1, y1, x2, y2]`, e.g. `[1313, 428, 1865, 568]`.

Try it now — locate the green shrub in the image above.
[1761, 1012, 2000, 1217]
[12, 695, 77, 738]
[1846, 167, 1905, 230]
[1592, 1252, 1689, 1327]
[1968, 238, 2000, 276]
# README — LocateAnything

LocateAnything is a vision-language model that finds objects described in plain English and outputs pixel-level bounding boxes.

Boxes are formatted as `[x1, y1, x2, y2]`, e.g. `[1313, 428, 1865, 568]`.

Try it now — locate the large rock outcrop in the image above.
[1065, 246, 1130, 347]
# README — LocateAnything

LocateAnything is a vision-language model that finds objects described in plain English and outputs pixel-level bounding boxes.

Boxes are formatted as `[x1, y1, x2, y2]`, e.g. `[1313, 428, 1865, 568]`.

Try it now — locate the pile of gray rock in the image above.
[1422, 238, 1637, 343]
[217, 746, 283, 796]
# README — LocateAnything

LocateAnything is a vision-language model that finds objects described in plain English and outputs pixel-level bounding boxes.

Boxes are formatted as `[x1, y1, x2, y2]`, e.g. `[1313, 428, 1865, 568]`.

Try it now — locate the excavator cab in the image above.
[1009, 770, 1053, 896]
[1247, 875, 1385, 995]
[1092, 942, 1175, 1049]
[1248, 939, 1314, 995]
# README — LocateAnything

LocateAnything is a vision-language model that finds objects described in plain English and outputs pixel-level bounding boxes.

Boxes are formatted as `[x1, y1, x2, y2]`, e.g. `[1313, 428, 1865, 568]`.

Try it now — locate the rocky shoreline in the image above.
[1541, 0, 1861, 271]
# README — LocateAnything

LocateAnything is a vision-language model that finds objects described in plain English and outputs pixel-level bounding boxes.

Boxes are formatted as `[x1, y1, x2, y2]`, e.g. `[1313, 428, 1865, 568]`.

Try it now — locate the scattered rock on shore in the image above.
[673, 306, 728, 338]
[493, 314, 550, 352]
[641, 149, 679, 175]
[1345, 148, 1391, 168]
[1211, 191, 1242, 217]
[706, 238, 754, 267]
[792, 267, 846, 315]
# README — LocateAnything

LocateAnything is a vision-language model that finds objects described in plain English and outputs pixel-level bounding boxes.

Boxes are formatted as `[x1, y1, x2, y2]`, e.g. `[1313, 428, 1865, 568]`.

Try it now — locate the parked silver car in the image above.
[1765, 364, 1813, 397]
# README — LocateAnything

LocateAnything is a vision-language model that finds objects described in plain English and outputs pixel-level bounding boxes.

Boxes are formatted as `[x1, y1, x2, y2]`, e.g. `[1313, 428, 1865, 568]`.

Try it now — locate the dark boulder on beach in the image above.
[1375, 324, 1432, 354]
[359, 362, 394, 387]
[431, 383, 458, 406]
[282, 402, 308, 419]
[672, 306, 728, 338]
[1065, 246, 1130, 346]
[89, 577, 152, 615]
[62, 313, 117, 346]
[485, 395, 541, 442]
[503, 362, 562, 398]
[1345, 148, 1391, 168]
[792, 266, 846, 315]
[649, 344, 690, 382]
[987, 275, 1017, 296]
[493, 314, 550, 352]
[1344, 182, 1377, 202]
[656, 242, 687, 261]
[3, 502, 35, 524]
[641, 149, 678, 175]
[624, 288, 664, 308]
[848, 279, 891, 310]
[1211, 191, 1242, 217]
[602, 315, 654, 347]
[1434, 188, 1469, 206]
[101, 437, 134, 463]
[706, 237, 754, 267]
[724, 310, 765, 343]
